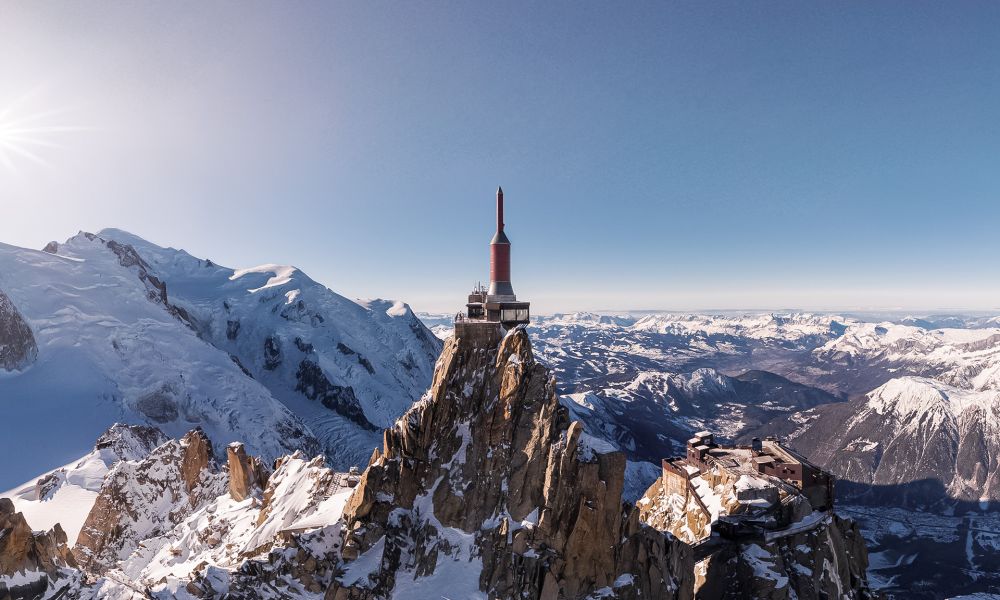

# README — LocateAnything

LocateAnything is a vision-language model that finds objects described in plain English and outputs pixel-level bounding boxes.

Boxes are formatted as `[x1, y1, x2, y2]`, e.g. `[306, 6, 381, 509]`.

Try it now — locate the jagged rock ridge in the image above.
[74, 428, 226, 574]
[0, 422, 355, 598]
[332, 327, 694, 599]
[0, 498, 80, 599]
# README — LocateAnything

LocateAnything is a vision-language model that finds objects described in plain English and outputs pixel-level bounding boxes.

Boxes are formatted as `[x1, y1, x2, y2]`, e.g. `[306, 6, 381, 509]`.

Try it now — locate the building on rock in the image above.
[661, 431, 835, 542]
[640, 431, 873, 599]
[456, 187, 530, 343]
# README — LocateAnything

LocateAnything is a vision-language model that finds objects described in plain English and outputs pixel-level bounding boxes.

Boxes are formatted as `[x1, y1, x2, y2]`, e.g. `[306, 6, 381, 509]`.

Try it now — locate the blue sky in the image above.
[2, 2, 998, 313]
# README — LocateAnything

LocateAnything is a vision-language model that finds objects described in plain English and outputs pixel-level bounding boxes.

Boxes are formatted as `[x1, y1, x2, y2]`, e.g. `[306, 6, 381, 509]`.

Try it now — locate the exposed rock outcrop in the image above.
[330, 327, 694, 599]
[227, 442, 270, 502]
[638, 472, 875, 599]
[296, 359, 377, 431]
[93, 423, 170, 460]
[73, 428, 226, 573]
[0, 289, 37, 372]
[0, 498, 79, 599]
[86, 232, 197, 329]
[181, 428, 214, 493]
[638, 477, 712, 544]
[0, 498, 77, 576]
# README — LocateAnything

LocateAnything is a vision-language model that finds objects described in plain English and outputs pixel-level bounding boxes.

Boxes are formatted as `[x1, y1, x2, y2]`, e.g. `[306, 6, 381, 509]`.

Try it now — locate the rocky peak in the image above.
[180, 427, 214, 494]
[331, 326, 693, 599]
[94, 423, 170, 461]
[0, 498, 79, 597]
[0, 498, 77, 576]
[31, 424, 171, 506]
[0, 288, 37, 372]
[73, 428, 227, 573]
[227, 442, 270, 502]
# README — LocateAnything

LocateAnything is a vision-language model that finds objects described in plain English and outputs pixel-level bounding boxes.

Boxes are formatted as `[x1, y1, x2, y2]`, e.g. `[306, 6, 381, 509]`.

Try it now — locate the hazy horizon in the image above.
[3, 3, 999, 313]
[6, 225, 1000, 315]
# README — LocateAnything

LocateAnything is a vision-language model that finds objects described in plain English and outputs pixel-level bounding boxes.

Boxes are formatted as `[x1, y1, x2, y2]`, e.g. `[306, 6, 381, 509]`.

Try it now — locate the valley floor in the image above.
[840, 505, 1000, 599]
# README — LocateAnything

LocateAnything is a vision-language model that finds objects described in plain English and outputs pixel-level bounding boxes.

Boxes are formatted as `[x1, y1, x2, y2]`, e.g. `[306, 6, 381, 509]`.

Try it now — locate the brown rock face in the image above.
[181, 428, 214, 494]
[330, 328, 693, 599]
[638, 473, 875, 599]
[0, 497, 77, 577]
[74, 428, 226, 573]
[638, 477, 711, 545]
[0, 289, 37, 372]
[227, 442, 270, 502]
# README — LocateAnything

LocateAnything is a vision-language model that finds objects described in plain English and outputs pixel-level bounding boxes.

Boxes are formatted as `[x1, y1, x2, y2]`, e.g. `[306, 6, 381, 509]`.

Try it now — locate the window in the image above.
[501, 308, 530, 322]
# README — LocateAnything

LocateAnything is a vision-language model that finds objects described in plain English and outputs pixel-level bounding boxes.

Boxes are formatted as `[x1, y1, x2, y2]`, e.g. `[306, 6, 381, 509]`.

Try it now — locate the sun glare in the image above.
[0, 92, 88, 173]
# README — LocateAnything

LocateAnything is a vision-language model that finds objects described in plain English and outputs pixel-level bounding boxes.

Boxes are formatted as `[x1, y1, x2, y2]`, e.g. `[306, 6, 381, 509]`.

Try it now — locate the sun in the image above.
[0, 91, 88, 173]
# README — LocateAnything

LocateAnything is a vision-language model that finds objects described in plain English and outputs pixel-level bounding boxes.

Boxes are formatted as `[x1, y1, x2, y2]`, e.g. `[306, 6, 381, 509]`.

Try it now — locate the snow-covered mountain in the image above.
[88, 228, 442, 469]
[504, 311, 1000, 397]
[769, 377, 1000, 507]
[523, 312, 853, 397]
[813, 323, 1000, 393]
[0, 233, 315, 487]
[629, 312, 846, 342]
[768, 377, 1000, 596]
[0, 230, 440, 488]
